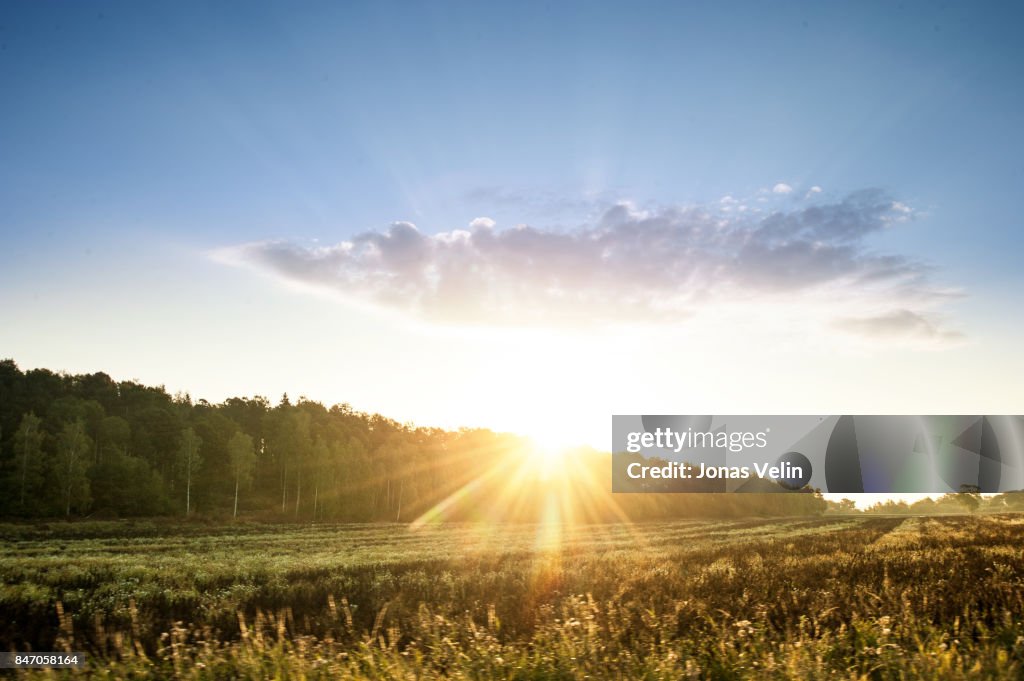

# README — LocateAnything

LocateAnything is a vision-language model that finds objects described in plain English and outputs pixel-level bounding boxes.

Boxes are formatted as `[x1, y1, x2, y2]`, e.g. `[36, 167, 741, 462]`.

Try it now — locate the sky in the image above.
[2, 1, 1024, 460]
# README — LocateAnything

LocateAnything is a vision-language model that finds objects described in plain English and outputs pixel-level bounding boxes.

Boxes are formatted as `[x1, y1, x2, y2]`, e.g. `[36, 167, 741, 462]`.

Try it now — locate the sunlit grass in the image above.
[2, 516, 1023, 678]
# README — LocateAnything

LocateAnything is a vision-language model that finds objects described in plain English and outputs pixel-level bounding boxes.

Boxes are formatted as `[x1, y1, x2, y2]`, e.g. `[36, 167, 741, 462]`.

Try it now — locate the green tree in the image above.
[957, 484, 982, 513]
[96, 415, 131, 464]
[291, 410, 312, 517]
[307, 438, 324, 521]
[326, 436, 368, 520]
[177, 427, 203, 515]
[263, 406, 311, 516]
[90, 449, 169, 516]
[828, 497, 858, 513]
[132, 406, 182, 482]
[228, 431, 256, 519]
[14, 412, 45, 511]
[995, 491, 1024, 511]
[54, 419, 92, 516]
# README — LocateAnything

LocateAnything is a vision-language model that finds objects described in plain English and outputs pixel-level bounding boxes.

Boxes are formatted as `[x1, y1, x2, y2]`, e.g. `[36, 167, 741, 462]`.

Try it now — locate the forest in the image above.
[0, 359, 826, 522]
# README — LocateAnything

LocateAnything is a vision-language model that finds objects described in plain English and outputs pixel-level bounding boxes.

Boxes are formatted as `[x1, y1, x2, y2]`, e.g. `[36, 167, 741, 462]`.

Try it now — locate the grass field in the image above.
[2, 515, 1023, 679]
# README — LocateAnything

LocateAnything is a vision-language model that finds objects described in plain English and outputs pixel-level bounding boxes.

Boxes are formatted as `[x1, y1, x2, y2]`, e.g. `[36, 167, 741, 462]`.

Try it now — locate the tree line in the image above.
[0, 359, 826, 521]
[827, 491, 1024, 515]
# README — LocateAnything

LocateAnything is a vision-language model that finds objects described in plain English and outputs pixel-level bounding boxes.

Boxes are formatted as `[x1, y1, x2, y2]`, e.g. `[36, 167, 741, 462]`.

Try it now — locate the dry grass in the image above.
[1, 515, 1022, 679]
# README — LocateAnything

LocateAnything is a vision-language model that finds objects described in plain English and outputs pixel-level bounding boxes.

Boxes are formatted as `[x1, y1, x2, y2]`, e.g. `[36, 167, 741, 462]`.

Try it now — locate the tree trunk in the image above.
[19, 450, 27, 508]
[295, 470, 301, 516]
[234, 477, 239, 519]
[396, 479, 403, 522]
[65, 451, 73, 516]
[281, 463, 287, 513]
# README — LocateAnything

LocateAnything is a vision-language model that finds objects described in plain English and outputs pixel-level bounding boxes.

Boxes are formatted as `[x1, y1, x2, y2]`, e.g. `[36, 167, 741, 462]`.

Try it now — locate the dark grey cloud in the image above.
[214, 188, 961, 338]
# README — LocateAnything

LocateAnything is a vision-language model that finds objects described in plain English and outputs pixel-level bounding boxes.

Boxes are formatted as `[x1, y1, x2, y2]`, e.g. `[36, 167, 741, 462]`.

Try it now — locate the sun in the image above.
[527, 419, 579, 454]
[525, 425, 575, 482]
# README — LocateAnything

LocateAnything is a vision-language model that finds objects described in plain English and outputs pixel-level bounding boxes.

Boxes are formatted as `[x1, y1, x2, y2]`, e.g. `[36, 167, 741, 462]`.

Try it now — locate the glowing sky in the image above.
[2, 1, 1023, 451]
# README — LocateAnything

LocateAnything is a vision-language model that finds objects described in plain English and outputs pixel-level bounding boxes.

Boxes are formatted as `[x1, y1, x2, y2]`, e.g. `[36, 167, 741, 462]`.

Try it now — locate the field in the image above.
[1, 515, 1023, 679]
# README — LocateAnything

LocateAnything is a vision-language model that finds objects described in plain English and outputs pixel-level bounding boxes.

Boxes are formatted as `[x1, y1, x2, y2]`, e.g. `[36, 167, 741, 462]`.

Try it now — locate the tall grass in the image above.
[2, 516, 1023, 678]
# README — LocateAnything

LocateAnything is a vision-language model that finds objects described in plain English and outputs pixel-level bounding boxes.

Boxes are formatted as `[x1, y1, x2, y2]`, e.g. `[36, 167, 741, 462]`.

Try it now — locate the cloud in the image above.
[469, 217, 496, 230]
[213, 188, 961, 341]
[772, 183, 794, 194]
[833, 310, 965, 344]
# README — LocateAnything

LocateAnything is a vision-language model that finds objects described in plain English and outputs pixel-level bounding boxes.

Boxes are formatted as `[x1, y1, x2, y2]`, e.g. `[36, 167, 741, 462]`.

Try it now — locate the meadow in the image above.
[1, 514, 1023, 679]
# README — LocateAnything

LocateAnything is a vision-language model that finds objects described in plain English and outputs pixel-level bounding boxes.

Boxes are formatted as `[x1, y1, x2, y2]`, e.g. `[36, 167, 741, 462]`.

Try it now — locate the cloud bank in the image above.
[213, 188, 961, 343]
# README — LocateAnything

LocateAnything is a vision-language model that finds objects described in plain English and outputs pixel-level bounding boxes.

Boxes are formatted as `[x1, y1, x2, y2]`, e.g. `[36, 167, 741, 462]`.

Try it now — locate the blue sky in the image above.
[2, 1, 1023, 445]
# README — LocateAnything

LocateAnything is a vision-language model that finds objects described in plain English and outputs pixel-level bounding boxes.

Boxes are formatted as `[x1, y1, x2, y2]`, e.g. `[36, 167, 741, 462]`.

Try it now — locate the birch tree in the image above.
[14, 412, 44, 510]
[228, 431, 256, 518]
[54, 419, 91, 516]
[177, 427, 203, 515]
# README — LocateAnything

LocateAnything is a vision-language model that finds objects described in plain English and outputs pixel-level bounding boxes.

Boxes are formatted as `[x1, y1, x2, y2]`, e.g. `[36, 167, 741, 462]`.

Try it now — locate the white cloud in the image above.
[469, 217, 496, 230]
[213, 188, 961, 342]
[772, 183, 794, 194]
